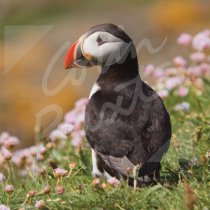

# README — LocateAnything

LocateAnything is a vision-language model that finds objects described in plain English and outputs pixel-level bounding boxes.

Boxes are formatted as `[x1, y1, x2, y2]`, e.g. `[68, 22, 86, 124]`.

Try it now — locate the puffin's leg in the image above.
[91, 149, 103, 177]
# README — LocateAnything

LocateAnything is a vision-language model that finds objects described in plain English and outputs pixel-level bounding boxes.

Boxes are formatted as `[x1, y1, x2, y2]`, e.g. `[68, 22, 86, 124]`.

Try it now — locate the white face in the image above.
[81, 31, 132, 66]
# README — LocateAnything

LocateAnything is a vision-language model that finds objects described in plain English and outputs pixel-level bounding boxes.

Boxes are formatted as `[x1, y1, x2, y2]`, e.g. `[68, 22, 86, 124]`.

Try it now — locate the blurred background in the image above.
[0, 0, 210, 148]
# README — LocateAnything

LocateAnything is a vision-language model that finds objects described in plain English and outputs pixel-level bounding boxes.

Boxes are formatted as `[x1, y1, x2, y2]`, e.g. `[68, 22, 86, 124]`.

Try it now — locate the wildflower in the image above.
[1, 147, 12, 160]
[153, 69, 164, 78]
[55, 185, 65, 195]
[173, 56, 187, 67]
[144, 64, 155, 75]
[157, 89, 169, 98]
[5, 185, 14, 193]
[35, 200, 46, 209]
[75, 98, 88, 108]
[3, 136, 19, 149]
[177, 33, 192, 46]
[101, 183, 108, 189]
[49, 129, 67, 142]
[58, 123, 74, 135]
[190, 52, 206, 63]
[188, 66, 202, 77]
[64, 110, 77, 124]
[177, 87, 189, 97]
[0, 205, 10, 210]
[0, 173, 5, 183]
[28, 190, 36, 197]
[165, 77, 182, 90]
[192, 31, 210, 51]
[107, 177, 120, 188]
[174, 102, 190, 112]
[200, 63, 210, 74]
[54, 168, 68, 178]
[44, 186, 51, 194]
[69, 162, 77, 169]
[92, 178, 100, 186]
[71, 132, 83, 147]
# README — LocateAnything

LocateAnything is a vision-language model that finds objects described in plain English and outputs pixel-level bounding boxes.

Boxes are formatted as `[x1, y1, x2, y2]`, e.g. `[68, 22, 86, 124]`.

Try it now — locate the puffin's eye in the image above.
[96, 35, 105, 46]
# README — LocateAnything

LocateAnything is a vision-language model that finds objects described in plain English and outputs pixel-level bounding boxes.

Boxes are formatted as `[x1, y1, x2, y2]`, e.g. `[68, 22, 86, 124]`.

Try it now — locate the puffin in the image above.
[64, 23, 171, 186]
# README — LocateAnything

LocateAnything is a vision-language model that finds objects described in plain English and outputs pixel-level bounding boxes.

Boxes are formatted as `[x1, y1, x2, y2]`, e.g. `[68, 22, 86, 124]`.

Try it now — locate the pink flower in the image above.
[174, 102, 190, 112]
[144, 64, 155, 75]
[35, 200, 46, 209]
[56, 185, 65, 195]
[188, 66, 202, 76]
[92, 178, 100, 186]
[5, 185, 14, 193]
[1, 147, 12, 160]
[71, 132, 83, 147]
[0, 205, 10, 210]
[49, 129, 67, 142]
[107, 177, 120, 188]
[190, 52, 206, 63]
[177, 33, 192, 46]
[64, 110, 77, 124]
[4, 136, 19, 149]
[157, 89, 169, 98]
[200, 63, 210, 74]
[177, 87, 189, 97]
[75, 98, 88, 108]
[54, 168, 68, 178]
[153, 69, 165, 78]
[58, 123, 74, 135]
[172, 56, 187, 67]
[192, 31, 210, 51]
[165, 77, 182, 90]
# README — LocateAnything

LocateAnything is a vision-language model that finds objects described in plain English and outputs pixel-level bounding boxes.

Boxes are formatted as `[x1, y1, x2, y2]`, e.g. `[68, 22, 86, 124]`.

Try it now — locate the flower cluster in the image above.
[144, 29, 210, 99]
[49, 98, 88, 148]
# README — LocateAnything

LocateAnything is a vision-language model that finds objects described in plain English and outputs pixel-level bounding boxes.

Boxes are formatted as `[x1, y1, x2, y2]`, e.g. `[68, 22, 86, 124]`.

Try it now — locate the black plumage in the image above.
[65, 23, 171, 186]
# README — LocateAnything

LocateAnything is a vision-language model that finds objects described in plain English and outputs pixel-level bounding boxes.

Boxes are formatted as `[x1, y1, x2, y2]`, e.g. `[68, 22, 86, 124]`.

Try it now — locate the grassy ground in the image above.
[0, 80, 210, 210]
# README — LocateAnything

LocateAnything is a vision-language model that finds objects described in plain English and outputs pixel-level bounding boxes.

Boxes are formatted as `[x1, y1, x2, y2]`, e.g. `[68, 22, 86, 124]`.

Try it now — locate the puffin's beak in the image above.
[64, 39, 80, 69]
[64, 35, 93, 70]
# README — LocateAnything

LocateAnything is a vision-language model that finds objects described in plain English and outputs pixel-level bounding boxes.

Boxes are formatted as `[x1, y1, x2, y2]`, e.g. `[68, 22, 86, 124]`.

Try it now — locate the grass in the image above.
[0, 80, 210, 210]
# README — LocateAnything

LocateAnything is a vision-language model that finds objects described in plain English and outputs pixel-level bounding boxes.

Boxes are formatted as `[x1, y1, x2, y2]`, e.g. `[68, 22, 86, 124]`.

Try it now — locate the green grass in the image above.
[0, 81, 210, 210]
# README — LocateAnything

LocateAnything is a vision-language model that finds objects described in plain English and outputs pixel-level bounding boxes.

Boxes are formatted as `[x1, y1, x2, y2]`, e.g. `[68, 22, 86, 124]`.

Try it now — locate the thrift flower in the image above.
[69, 162, 77, 169]
[177, 33, 192, 46]
[1, 147, 12, 160]
[177, 87, 189, 97]
[4, 136, 19, 149]
[58, 123, 74, 135]
[54, 168, 68, 178]
[157, 89, 169, 98]
[0, 205, 10, 210]
[55, 185, 65, 195]
[174, 102, 190, 112]
[92, 178, 100, 186]
[0, 132, 9, 145]
[107, 177, 120, 188]
[49, 129, 67, 142]
[192, 31, 210, 51]
[5, 185, 14, 193]
[173, 56, 187, 67]
[144, 64, 155, 75]
[190, 52, 206, 63]
[44, 186, 51, 194]
[35, 200, 46, 209]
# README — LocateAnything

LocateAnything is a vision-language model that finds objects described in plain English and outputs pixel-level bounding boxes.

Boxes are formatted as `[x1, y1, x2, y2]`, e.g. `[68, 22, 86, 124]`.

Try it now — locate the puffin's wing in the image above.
[96, 150, 136, 176]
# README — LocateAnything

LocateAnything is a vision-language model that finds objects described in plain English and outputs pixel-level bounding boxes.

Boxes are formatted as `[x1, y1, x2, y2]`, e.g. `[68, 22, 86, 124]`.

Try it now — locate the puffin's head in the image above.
[64, 23, 136, 69]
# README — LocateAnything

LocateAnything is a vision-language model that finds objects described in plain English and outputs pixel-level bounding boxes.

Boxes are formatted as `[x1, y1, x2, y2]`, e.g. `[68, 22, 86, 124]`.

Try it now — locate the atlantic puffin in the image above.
[64, 23, 171, 186]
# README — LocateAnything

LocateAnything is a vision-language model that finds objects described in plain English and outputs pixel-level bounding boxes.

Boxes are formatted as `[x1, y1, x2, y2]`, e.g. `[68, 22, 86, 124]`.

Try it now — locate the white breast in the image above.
[89, 83, 101, 99]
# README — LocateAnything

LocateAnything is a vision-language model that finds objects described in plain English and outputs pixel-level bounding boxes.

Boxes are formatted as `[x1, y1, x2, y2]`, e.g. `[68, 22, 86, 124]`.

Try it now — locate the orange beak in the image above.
[64, 40, 79, 69]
